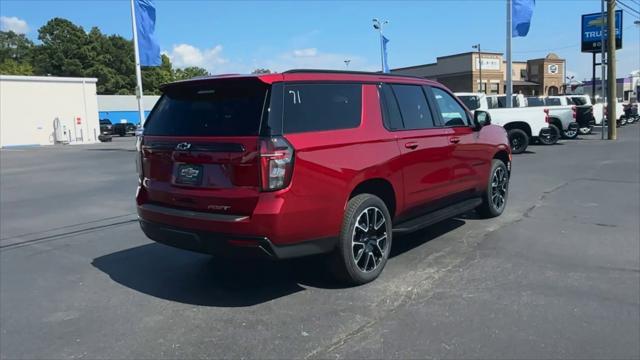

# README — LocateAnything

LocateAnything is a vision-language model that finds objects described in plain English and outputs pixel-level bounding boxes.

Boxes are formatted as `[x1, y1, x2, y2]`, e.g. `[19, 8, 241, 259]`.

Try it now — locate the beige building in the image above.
[0, 75, 100, 147]
[392, 52, 565, 96]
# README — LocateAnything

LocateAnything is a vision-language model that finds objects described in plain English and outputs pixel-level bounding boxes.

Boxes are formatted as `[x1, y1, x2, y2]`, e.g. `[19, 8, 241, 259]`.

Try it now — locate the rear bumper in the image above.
[139, 218, 337, 260]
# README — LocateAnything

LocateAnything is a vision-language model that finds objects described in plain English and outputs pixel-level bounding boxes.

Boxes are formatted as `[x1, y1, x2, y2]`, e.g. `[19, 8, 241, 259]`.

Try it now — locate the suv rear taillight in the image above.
[544, 108, 550, 123]
[259, 136, 294, 191]
[136, 136, 144, 183]
[572, 105, 577, 120]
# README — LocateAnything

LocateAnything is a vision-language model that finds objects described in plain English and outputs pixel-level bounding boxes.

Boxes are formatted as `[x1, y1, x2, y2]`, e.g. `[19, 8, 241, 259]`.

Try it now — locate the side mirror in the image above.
[474, 110, 491, 129]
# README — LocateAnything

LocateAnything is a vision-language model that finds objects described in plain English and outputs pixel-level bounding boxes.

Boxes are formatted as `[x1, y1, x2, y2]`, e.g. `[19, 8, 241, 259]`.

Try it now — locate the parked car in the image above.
[113, 123, 137, 136]
[136, 70, 512, 285]
[99, 119, 113, 135]
[524, 96, 579, 139]
[456, 92, 554, 154]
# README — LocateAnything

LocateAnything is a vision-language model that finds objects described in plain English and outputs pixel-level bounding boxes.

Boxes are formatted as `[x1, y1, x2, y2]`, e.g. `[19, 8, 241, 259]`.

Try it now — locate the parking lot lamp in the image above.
[472, 44, 482, 93]
[372, 18, 389, 73]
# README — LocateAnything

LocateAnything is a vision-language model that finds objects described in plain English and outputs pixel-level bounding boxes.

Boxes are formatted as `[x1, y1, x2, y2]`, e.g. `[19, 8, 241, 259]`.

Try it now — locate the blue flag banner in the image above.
[135, 0, 161, 66]
[382, 35, 390, 73]
[512, 0, 535, 38]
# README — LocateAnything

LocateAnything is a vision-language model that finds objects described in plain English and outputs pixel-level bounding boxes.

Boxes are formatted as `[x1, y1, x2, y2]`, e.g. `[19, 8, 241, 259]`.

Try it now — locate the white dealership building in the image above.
[0, 75, 100, 148]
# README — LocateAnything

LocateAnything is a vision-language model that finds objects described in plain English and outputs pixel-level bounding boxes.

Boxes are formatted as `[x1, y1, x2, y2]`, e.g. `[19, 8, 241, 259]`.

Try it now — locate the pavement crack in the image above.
[523, 181, 570, 218]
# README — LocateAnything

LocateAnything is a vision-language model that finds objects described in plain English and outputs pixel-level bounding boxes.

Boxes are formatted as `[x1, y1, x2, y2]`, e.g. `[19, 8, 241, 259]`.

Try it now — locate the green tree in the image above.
[0, 59, 34, 75]
[33, 18, 89, 76]
[141, 54, 173, 95]
[0, 31, 35, 75]
[173, 66, 209, 81]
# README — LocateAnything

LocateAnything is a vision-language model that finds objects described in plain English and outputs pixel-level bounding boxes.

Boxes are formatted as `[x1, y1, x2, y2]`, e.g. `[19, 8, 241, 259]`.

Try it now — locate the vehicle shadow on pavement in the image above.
[92, 218, 467, 307]
[92, 244, 307, 307]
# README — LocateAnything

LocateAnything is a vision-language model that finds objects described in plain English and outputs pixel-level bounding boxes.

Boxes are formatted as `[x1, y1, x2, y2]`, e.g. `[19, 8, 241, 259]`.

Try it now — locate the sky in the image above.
[1, 0, 639, 81]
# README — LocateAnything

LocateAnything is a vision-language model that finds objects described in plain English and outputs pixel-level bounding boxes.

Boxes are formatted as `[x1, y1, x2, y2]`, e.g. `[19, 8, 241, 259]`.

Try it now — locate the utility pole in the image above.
[506, 0, 513, 107]
[344, 59, 351, 69]
[607, 0, 616, 140]
[473, 44, 483, 93]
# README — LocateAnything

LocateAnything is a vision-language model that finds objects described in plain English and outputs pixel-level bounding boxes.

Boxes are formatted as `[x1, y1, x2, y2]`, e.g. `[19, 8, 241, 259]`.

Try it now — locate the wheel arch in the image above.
[503, 121, 532, 138]
[349, 178, 397, 220]
[493, 149, 511, 169]
[548, 117, 563, 130]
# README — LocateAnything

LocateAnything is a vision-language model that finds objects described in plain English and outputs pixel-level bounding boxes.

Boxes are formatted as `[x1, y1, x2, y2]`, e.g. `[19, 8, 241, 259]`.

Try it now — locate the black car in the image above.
[99, 119, 113, 135]
[112, 123, 137, 137]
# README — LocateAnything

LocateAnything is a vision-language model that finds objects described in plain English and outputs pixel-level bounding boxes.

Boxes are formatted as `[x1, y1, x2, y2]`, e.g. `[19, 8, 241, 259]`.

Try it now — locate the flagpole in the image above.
[506, 0, 513, 107]
[130, 0, 145, 126]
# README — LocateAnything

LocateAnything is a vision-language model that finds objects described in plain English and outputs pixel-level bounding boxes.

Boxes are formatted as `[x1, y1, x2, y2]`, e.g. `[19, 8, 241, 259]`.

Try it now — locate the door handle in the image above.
[449, 137, 461, 144]
[404, 142, 419, 150]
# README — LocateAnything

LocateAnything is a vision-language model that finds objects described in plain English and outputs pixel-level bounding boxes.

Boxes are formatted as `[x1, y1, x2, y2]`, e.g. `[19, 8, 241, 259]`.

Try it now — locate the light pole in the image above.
[344, 59, 351, 69]
[472, 44, 483, 93]
[566, 75, 575, 94]
[373, 18, 388, 73]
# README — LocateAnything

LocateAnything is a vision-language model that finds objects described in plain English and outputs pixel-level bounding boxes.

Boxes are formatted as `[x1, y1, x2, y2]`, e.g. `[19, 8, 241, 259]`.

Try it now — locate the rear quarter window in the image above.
[282, 83, 362, 133]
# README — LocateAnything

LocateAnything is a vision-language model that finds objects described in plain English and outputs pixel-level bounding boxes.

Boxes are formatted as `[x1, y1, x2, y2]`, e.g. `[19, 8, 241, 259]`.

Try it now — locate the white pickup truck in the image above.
[500, 95, 580, 140]
[456, 92, 556, 154]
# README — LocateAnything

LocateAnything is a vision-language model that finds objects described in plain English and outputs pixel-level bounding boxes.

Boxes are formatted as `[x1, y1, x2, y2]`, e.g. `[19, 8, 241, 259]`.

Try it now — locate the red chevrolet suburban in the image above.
[136, 70, 511, 284]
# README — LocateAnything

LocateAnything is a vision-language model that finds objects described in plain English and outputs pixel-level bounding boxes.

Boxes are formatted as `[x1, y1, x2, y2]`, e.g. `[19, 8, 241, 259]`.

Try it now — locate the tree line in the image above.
[0, 17, 211, 95]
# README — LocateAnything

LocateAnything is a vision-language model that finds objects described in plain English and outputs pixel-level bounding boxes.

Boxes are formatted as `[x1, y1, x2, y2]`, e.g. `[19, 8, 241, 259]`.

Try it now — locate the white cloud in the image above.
[164, 44, 228, 71]
[264, 48, 377, 73]
[163, 43, 376, 75]
[0, 16, 29, 34]
[293, 48, 318, 57]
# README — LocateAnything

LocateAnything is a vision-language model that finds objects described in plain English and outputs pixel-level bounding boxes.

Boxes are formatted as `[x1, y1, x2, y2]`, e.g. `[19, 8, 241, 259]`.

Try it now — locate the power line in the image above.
[617, 0, 640, 16]
[621, 8, 640, 20]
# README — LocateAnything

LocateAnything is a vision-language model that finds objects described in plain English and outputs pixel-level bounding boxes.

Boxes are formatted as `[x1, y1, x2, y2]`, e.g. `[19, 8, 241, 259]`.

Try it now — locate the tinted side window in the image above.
[527, 97, 545, 107]
[545, 98, 561, 106]
[282, 83, 361, 133]
[431, 87, 470, 126]
[379, 84, 404, 130]
[391, 84, 435, 129]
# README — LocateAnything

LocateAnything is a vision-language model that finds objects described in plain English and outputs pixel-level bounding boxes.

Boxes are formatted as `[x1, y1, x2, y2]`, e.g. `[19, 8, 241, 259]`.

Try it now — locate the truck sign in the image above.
[581, 10, 622, 53]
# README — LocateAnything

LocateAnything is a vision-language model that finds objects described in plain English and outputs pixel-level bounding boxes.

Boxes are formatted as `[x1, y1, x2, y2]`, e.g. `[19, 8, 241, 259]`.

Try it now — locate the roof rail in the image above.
[282, 69, 427, 80]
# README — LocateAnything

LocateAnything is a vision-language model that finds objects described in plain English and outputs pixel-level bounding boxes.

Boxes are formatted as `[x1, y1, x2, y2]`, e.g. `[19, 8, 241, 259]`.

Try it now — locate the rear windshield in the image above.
[458, 96, 480, 110]
[144, 81, 268, 136]
[571, 97, 587, 105]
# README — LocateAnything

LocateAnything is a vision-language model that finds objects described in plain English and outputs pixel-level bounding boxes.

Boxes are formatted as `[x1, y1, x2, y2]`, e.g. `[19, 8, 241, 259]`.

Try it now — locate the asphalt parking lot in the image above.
[1, 128, 639, 359]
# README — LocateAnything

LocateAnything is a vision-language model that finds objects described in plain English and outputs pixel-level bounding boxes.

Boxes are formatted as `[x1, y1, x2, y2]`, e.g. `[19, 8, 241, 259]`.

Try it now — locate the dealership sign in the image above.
[475, 58, 500, 71]
[581, 10, 622, 53]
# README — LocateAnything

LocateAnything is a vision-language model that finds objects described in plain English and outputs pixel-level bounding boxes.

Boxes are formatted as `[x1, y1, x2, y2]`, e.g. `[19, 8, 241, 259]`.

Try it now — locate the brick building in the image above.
[392, 52, 566, 96]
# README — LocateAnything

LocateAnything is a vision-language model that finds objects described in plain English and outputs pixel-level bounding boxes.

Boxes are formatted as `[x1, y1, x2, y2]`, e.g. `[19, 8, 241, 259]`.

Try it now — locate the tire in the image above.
[507, 129, 529, 154]
[578, 126, 592, 135]
[330, 194, 392, 285]
[476, 159, 509, 218]
[539, 124, 560, 145]
[562, 126, 578, 139]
